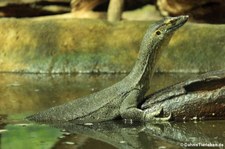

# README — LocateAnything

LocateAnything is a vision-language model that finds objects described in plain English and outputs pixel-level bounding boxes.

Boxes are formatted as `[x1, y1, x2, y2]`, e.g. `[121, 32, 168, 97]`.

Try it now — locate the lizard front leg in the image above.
[120, 89, 172, 122]
[120, 89, 146, 121]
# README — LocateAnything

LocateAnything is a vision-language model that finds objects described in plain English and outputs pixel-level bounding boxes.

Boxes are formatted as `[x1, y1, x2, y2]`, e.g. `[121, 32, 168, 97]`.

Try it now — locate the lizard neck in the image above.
[127, 29, 172, 93]
[128, 42, 159, 90]
[123, 15, 189, 93]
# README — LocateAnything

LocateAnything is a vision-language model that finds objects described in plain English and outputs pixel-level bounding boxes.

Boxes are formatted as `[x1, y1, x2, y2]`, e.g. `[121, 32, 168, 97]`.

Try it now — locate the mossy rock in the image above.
[0, 17, 224, 73]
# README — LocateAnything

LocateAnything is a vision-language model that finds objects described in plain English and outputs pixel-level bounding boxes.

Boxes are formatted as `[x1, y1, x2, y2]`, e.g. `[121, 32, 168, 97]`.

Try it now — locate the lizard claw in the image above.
[154, 112, 172, 121]
[144, 107, 172, 122]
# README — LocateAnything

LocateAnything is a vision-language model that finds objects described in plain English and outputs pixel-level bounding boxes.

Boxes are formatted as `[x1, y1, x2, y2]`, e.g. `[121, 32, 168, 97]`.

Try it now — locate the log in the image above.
[0, 0, 70, 17]
[156, 0, 225, 23]
[107, 0, 124, 22]
[70, 0, 105, 12]
[142, 70, 225, 121]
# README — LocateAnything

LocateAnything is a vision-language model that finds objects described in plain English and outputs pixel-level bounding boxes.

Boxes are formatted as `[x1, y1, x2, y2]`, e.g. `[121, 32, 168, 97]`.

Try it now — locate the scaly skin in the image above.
[27, 16, 188, 123]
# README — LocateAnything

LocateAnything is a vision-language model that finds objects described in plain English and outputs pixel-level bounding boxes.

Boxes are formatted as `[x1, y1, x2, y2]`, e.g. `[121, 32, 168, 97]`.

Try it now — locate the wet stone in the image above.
[64, 141, 75, 145]
[158, 146, 166, 149]
[119, 140, 126, 144]
[15, 123, 31, 127]
[63, 132, 71, 136]
[0, 129, 8, 133]
[58, 136, 65, 139]
[84, 122, 94, 126]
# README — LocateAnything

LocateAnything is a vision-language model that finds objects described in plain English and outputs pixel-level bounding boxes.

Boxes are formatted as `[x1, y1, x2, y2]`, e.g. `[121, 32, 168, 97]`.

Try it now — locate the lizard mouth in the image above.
[167, 15, 189, 33]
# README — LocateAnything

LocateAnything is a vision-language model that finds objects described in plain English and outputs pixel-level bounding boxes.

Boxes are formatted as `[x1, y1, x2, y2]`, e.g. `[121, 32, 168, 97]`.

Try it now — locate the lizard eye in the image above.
[156, 30, 161, 35]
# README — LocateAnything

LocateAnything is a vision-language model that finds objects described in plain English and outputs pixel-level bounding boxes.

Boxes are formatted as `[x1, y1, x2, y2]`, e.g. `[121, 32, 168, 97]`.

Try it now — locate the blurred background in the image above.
[0, 0, 225, 23]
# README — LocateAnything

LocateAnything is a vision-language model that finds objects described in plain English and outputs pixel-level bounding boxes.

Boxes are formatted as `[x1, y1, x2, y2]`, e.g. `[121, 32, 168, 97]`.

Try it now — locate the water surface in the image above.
[0, 73, 224, 149]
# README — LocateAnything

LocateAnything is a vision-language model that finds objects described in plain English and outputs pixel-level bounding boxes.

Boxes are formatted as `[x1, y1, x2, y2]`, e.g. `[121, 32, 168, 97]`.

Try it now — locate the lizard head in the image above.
[141, 15, 189, 53]
[133, 15, 189, 81]
[154, 15, 189, 37]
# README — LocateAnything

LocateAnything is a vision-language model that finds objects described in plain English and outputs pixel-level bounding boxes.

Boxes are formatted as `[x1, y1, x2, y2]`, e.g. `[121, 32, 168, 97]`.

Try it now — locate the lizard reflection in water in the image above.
[27, 16, 188, 123]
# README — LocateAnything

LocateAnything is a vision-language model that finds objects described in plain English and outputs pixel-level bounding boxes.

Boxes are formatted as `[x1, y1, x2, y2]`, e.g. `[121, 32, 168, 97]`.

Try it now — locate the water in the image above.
[0, 73, 224, 149]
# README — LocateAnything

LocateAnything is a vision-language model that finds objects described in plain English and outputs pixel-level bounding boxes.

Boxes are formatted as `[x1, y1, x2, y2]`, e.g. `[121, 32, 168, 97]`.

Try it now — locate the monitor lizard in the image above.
[27, 15, 188, 123]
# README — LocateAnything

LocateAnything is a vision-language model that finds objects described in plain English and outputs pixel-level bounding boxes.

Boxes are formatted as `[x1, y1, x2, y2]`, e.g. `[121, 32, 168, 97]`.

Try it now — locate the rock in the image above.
[159, 23, 225, 73]
[0, 18, 144, 73]
[0, 18, 224, 73]
[157, 0, 225, 24]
